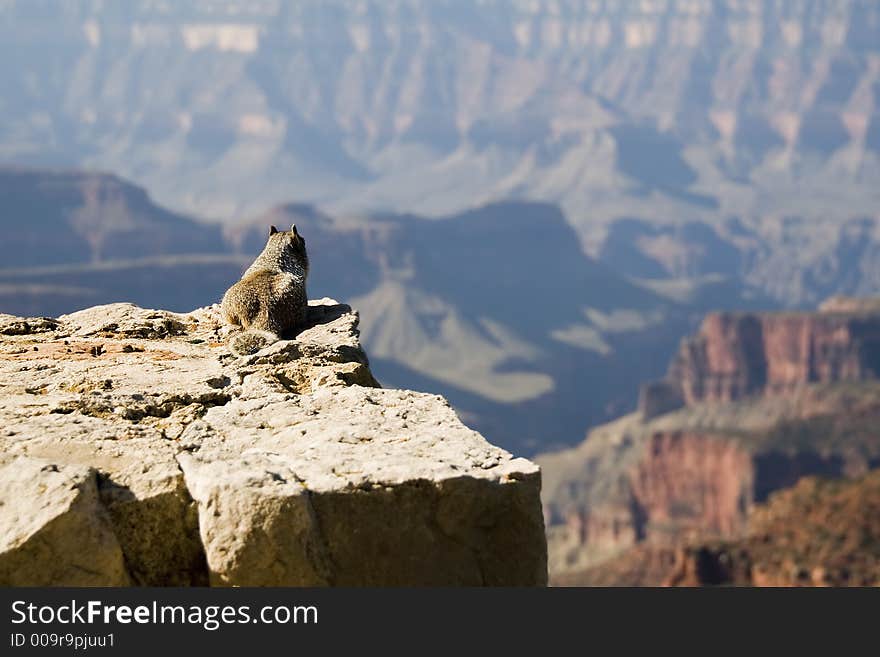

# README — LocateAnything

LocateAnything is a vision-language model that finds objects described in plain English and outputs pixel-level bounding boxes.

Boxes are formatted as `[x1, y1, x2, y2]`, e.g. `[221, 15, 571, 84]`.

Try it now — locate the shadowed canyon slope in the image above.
[538, 298, 880, 583]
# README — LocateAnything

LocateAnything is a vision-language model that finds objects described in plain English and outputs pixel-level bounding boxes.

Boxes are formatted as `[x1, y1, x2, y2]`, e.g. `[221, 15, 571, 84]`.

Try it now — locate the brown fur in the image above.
[221, 224, 309, 355]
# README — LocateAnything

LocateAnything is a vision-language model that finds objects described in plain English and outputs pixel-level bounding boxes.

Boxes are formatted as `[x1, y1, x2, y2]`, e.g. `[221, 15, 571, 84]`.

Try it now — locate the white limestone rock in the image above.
[0, 301, 546, 586]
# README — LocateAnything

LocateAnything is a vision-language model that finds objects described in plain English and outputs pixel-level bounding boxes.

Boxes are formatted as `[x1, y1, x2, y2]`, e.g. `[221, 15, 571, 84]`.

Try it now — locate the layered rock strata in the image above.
[540, 299, 880, 582]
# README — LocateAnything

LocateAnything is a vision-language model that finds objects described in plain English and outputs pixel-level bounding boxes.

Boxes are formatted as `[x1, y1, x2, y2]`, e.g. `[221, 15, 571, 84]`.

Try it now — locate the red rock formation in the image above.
[561, 507, 642, 561]
[555, 431, 754, 562]
[544, 300, 880, 585]
[555, 470, 880, 587]
[667, 311, 880, 405]
[628, 432, 753, 542]
[664, 470, 880, 587]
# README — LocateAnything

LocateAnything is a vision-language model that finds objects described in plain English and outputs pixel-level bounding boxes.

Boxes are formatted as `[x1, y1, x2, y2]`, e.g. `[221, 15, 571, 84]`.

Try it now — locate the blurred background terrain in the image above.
[2, 0, 880, 584]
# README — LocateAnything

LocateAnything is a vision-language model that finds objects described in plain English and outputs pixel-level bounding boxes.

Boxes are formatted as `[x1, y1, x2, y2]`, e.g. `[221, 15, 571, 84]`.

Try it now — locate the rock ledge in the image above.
[0, 301, 546, 586]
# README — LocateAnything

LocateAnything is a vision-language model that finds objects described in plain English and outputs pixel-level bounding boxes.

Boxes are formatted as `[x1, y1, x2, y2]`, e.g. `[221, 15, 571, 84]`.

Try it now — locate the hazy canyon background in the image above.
[2, 0, 880, 460]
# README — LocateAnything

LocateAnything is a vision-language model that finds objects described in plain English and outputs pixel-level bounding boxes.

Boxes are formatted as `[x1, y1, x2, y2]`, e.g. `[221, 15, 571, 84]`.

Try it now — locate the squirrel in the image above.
[221, 224, 309, 356]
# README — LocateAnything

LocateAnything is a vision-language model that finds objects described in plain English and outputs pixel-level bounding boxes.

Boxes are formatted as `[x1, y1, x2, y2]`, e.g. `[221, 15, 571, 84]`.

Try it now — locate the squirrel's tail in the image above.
[229, 329, 279, 356]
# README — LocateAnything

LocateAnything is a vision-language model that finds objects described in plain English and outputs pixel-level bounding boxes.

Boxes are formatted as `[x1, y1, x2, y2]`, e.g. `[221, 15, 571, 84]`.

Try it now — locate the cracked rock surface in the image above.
[0, 300, 546, 586]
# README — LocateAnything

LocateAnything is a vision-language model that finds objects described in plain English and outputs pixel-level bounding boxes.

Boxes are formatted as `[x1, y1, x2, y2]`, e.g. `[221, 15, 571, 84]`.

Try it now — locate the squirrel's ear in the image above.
[290, 224, 299, 236]
[269, 225, 278, 235]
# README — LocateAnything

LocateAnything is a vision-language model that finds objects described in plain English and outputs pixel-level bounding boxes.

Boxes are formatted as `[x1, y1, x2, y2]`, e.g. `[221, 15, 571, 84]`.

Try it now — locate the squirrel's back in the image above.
[221, 224, 309, 355]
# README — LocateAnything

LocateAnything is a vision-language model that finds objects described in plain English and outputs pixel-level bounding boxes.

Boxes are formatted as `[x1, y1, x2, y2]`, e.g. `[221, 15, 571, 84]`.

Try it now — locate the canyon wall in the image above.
[540, 299, 880, 582]
[564, 470, 880, 586]
[648, 302, 880, 407]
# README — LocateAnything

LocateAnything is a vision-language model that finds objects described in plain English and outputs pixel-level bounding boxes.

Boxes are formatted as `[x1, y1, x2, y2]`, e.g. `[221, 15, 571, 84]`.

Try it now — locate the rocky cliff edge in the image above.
[0, 300, 546, 586]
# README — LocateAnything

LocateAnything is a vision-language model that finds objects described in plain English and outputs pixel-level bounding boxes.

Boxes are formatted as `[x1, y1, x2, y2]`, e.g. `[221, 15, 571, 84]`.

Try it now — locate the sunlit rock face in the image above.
[667, 307, 880, 405]
[0, 301, 547, 586]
